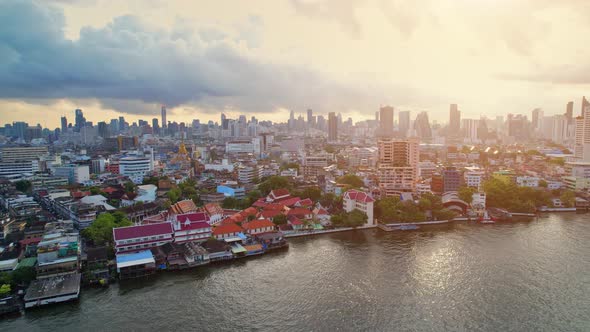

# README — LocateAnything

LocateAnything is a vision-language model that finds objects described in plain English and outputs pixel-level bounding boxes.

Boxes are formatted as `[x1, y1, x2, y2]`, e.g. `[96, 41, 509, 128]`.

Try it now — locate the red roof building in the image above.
[242, 219, 275, 235]
[113, 222, 174, 254]
[212, 223, 243, 240]
[268, 188, 290, 202]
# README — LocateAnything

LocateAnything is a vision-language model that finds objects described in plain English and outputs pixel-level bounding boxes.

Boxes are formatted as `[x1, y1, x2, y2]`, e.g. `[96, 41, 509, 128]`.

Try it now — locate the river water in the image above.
[2, 213, 590, 331]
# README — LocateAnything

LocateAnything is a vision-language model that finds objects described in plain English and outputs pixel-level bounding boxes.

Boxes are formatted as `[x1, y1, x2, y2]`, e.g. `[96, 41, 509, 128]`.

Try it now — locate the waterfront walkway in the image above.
[283, 225, 377, 238]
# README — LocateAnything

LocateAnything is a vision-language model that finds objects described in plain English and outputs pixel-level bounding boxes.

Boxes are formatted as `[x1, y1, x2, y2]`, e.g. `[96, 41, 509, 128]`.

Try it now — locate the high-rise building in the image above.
[582, 96, 590, 116]
[60, 116, 68, 132]
[507, 114, 530, 139]
[152, 118, 159, 134]
[74, 109, 85, 132]
[307, 109, 314, 126]
[574, 108, 590, 161]
[161, 105, 167, 129]
[379, 106, 394, 137]
[566, 101, 574, 124]
[398, 111, 410, 138]
[462, 119, 479, 143]
[377, 138, 419, 195]
[118, 116, 125, 132]
[97, 121, 109, 138]
[328, 112, 338, 142]
[532, 108, 543, 130]
[449, 104, 461, 135]
[414, 112, 432, 139]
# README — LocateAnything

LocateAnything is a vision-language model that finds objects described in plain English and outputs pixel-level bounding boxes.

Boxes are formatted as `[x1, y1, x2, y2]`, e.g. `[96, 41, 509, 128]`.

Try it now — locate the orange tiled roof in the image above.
[243, 219, 275, 230]
[213, 223, 243, 235]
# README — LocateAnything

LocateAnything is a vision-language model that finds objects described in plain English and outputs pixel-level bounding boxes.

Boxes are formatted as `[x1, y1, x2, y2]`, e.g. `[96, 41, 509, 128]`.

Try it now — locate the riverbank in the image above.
[2, 213, 588, 331]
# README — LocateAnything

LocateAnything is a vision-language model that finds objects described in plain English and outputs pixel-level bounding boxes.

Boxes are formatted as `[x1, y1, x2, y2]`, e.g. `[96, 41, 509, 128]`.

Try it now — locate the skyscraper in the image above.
[152, 118, 159, 135]
[118, 116, 125, 132]
[328, 112, 338, 142]
[462, 119, 479, 143]
[566, 101, 574, 124]
[582, 96, 590, 116]
[531, 108, 543, 130]
[74, 109, 85, 132]
[398, 111, 410, 138]
[574, 108, 590, 161]
[60, 116, 68, 132]
[161, 105, 167, 129]
[414, 112, 432, 139]
[449, 104, 461, 134]
[307, 109, 314, 126]
[379, 106, 394, 137]
[377, 138, 419, 195]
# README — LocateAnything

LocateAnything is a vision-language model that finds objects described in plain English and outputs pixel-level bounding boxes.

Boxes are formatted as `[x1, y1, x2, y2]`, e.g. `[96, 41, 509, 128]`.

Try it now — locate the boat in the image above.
[479, 211, 496, 224]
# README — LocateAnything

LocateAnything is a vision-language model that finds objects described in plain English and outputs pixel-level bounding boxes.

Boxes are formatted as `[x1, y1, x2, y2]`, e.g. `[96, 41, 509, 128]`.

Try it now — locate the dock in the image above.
[284, 225, 377, 238]
[24, 273, 81, 309]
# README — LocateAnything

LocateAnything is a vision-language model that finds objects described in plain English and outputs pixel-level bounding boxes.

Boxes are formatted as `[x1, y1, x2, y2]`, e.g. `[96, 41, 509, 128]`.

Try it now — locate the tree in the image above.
[0, 284, 10, 296]
[280, 162, 300, 171]
[538, 180, 548, 188]
[458, 186, 477, 204]
[15, 180, 32, 193]
[273, 214, 288, 225]
[560, 190, 576, 207]
[376, 196, 400, 222]
[124, 181, 135, 193]
[336, 174, 364, 188]
[258, 176, 291, 195]
[82, 212, 132, 246]
[12, 266, 36, 285]
[298, 187, 322, 202]
[167, 188, 182, 204]
[331, 210, 367, 227]
[324, 145, 335, 154]
[222, 197, 239, 209]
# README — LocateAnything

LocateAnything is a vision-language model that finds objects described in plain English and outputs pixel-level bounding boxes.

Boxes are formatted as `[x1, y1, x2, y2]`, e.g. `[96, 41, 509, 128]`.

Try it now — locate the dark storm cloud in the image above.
[1, 0, 421, 116]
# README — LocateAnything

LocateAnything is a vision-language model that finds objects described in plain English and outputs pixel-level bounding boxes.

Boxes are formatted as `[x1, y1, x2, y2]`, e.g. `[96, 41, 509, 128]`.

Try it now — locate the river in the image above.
[2, 213, 590, 331]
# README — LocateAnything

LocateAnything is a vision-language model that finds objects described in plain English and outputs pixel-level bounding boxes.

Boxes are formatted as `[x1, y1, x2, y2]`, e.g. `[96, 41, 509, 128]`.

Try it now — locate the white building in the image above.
[464, 171, 484, 189]
[119, 157, 152, 184]
[516, 176, 540, 187]
[53, 165, 90, 184]
[342, 189, 374, 226]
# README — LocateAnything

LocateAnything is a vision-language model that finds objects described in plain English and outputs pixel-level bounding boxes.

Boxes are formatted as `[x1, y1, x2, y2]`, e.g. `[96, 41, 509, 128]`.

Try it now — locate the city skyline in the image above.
[2, 0, 590, 127]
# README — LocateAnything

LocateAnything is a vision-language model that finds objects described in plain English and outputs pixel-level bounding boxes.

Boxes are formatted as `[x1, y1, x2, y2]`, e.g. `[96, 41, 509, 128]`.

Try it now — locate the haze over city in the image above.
[2, 1, 590, 331]
[2, 0, 590, 127]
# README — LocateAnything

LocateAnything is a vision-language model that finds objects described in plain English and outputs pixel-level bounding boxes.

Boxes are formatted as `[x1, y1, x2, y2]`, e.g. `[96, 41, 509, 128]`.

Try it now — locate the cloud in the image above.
[1, 0, 427, 117]
[497, 64, 590, 85]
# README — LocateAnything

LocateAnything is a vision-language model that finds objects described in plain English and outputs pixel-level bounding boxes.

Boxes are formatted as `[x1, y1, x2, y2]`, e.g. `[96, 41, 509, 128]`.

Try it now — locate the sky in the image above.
[1, 0, 590, 129]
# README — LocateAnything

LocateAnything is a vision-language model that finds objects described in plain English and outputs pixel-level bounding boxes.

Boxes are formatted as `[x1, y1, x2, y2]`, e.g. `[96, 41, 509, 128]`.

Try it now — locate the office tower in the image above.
[574, 108, 590, 161]
[566, 101, 574, 124]
[413, 112, 432, 139]
[118, 116, 125, 132]
[398, 111, 410, 138]
[152, 118, 159, 131]
[375, 111, 379, 122]
[462, 119, 479, 142]
[97, 121, 108, 138]
[449, 104, 461, 134]
[307, 109, 314, 126]
[161, 105, 167, 129]
[531, 108, 543, 130]
[379, 106, 394, 137]
[507, 114, 530, 139]
[442, 167, 462, 192]
[328, 112, 338, 142]
[552, 115, 568, 144]
[60, 116, 68, 132]
[478, 117, 489, 142]
[74, 109, 85, 132]
[377, 138, 419, 195]
[582, 96, 590, 116]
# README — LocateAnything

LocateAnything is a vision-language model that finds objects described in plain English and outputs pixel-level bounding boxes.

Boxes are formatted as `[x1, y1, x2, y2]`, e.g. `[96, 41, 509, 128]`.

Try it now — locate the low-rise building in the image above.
[113, 222, 174, 254]
[343, 189, 375, 225]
